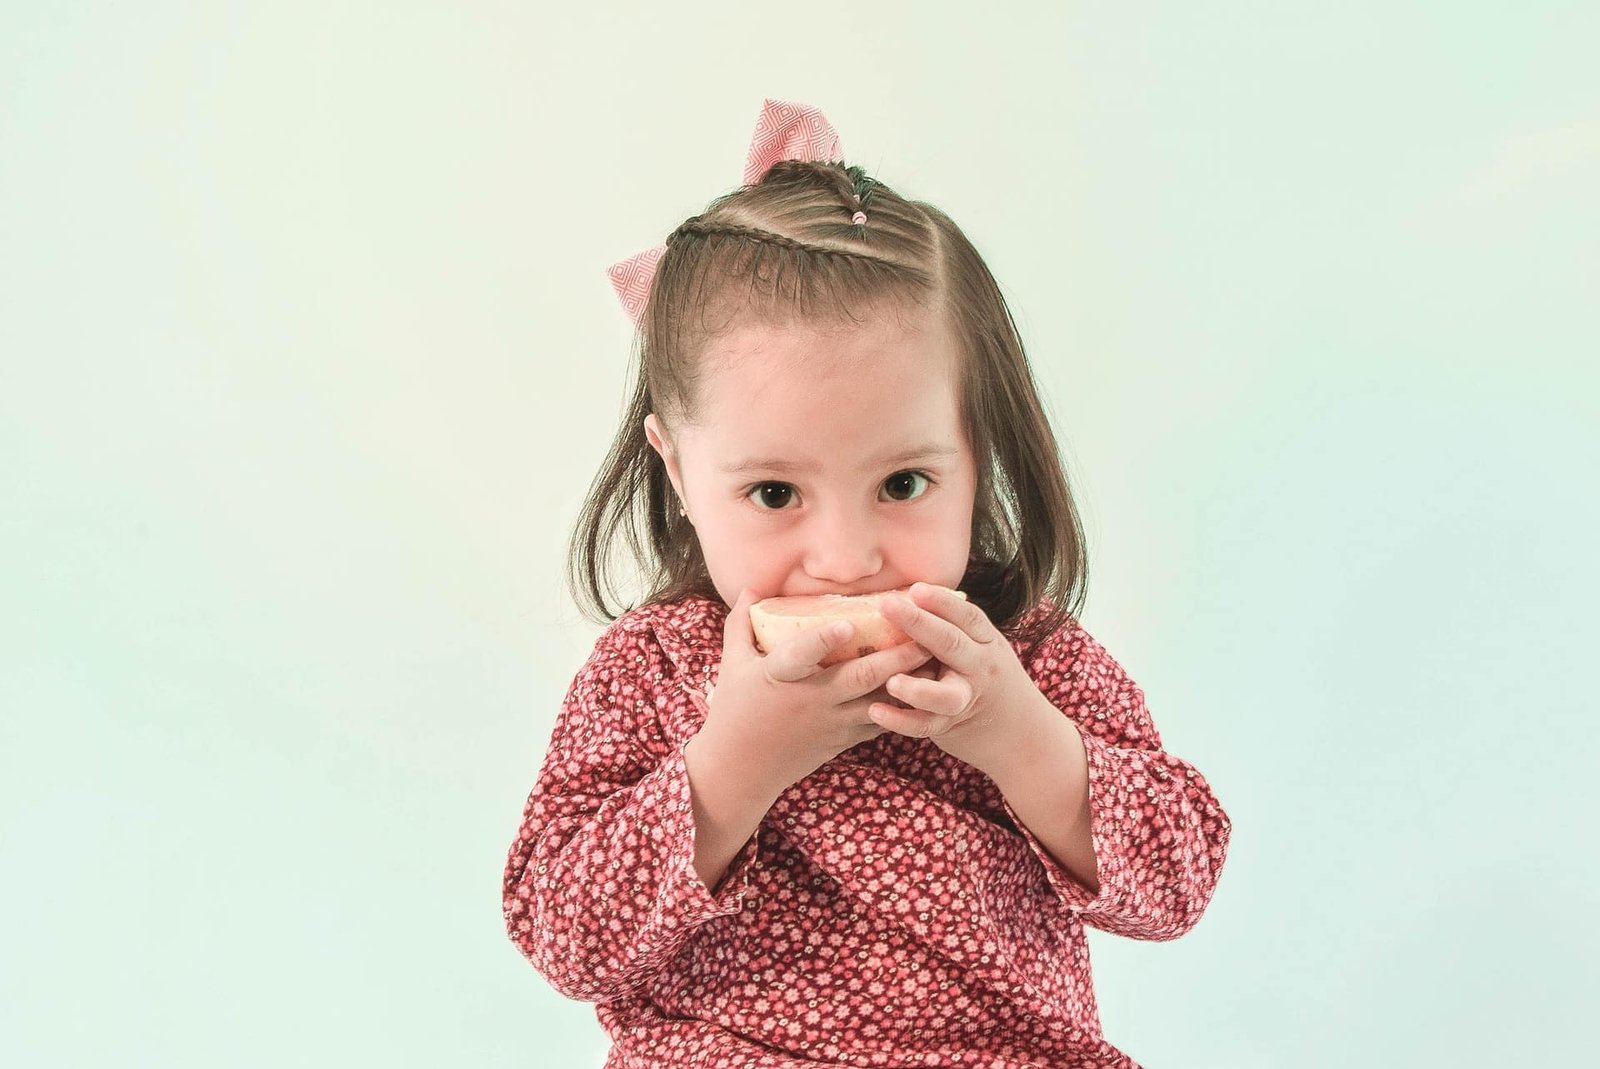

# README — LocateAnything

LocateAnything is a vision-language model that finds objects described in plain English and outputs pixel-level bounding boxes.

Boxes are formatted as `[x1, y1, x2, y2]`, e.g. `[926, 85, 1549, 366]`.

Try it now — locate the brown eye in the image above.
[882, 471, 931, 502]
[749, 483, 795, 510]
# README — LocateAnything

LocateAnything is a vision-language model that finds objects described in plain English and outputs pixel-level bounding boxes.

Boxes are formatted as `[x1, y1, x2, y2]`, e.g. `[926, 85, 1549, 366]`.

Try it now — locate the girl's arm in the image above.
[502, 621, 763, 1003]
[1003, 618, 1233, 942]
[984, 701, 1099, 896]
[681, 726, 784, 894]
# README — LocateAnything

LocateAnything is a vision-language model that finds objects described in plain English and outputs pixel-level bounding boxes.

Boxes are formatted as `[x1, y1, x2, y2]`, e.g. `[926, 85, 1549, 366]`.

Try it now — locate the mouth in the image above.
[784, 585, 921, 601]
[782, 584, 911, 600]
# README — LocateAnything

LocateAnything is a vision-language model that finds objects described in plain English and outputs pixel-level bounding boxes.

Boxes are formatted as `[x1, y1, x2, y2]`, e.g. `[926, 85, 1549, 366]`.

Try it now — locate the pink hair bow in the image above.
[606, 98, 848, 328]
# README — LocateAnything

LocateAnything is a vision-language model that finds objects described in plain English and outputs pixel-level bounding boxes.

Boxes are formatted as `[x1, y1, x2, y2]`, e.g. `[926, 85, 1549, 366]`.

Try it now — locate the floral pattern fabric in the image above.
[503, 595, 1231, 1068]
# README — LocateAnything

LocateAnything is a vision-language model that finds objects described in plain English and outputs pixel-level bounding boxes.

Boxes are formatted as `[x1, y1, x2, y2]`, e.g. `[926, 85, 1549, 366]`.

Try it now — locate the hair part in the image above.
[566, 160, 1088, 651]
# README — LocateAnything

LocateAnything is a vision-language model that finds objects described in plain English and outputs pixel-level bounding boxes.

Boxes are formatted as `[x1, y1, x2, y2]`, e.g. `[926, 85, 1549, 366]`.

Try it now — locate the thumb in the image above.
[722, 587, 759, 656]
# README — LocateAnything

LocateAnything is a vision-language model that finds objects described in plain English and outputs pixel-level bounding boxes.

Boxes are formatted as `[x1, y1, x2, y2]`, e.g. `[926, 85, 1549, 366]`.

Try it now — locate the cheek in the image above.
[896, 508, 966, 566]
[908, 501, 974, 579]
[909, 497, 973, 544]
[698, 521, 776, 575]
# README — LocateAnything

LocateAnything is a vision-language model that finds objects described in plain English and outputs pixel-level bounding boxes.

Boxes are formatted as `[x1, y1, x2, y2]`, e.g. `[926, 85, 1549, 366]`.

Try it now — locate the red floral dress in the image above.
[503, 595, 1231, 1068]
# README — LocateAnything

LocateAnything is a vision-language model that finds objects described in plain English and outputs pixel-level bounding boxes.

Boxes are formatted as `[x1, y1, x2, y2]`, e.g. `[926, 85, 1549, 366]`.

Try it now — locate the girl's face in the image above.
[645, 305, 978, 606]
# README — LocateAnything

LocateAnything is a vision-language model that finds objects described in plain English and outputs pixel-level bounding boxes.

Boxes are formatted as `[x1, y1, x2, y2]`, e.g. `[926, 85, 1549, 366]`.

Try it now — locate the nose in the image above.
[802, 503, 884, 588]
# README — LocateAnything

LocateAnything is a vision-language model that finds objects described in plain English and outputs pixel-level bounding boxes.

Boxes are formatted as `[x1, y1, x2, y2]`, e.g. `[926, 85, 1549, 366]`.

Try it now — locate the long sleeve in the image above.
[500, 598, 1188, 1066]
[501, 619, 760, 1003]
[1006, 616, 1232, 942]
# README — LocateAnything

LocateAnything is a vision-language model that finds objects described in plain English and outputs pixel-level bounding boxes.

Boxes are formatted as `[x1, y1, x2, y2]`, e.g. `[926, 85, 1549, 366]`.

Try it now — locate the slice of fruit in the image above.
[749, 586, 968, 667]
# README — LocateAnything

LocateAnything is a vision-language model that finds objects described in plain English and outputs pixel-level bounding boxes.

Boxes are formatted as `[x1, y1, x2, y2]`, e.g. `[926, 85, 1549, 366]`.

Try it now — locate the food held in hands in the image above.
[749, 586, 968, 667]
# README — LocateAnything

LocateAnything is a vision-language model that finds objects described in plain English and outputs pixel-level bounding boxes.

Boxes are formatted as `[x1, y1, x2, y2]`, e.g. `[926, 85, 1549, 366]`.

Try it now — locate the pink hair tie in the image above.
[609, 99, 865, 327]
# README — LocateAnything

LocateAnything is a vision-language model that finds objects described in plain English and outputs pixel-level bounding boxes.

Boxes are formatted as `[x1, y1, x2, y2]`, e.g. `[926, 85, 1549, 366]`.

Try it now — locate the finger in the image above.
[723, 587, 759, 656]
[880, 592, 982, 674]
[909, 583, 998, 642]
[835, 639, 934, 698]
[765, 619, 858, 684]
[885, 670, 973, 718]
[868, 700, 939, 739]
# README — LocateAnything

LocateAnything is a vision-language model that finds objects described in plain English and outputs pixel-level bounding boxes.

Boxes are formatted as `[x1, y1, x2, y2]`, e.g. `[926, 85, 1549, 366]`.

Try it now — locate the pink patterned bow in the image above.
[606, 98, 848, 328]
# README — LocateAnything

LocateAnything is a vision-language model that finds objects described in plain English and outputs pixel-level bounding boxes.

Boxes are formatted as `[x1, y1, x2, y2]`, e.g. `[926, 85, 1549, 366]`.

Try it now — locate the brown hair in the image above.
[565, 159, 1088, 650]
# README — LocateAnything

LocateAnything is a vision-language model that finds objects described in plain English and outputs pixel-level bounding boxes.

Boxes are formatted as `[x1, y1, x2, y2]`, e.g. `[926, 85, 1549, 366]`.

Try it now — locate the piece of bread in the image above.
[749, 586, 967, 667]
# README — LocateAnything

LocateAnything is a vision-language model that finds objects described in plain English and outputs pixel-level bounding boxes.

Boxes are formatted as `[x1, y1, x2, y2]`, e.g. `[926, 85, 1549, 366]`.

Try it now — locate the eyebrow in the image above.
[719, 444, 959, 476]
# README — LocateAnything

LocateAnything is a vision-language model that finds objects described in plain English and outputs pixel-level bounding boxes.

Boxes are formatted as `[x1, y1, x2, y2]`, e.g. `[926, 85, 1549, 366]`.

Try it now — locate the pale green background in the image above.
[3, 1, 1596, 1066]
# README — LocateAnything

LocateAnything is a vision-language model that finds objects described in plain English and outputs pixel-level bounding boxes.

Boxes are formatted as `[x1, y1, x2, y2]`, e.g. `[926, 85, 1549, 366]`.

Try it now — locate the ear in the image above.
[643, 413, 688, 503]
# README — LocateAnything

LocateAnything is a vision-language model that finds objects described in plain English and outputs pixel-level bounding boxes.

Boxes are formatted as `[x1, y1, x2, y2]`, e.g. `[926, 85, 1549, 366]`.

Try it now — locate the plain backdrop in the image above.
[3, 2, 1596, 1066]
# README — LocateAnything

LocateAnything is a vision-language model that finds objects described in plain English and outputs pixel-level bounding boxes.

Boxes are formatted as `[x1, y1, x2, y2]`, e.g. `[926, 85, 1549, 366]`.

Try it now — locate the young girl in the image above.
[503, 98, 1232, 1069]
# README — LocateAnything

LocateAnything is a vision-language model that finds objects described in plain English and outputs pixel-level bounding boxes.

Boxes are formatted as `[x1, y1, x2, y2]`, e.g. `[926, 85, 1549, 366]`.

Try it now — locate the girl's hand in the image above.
[697, 588, 939, 799]
[867, 583, 1053, 780]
